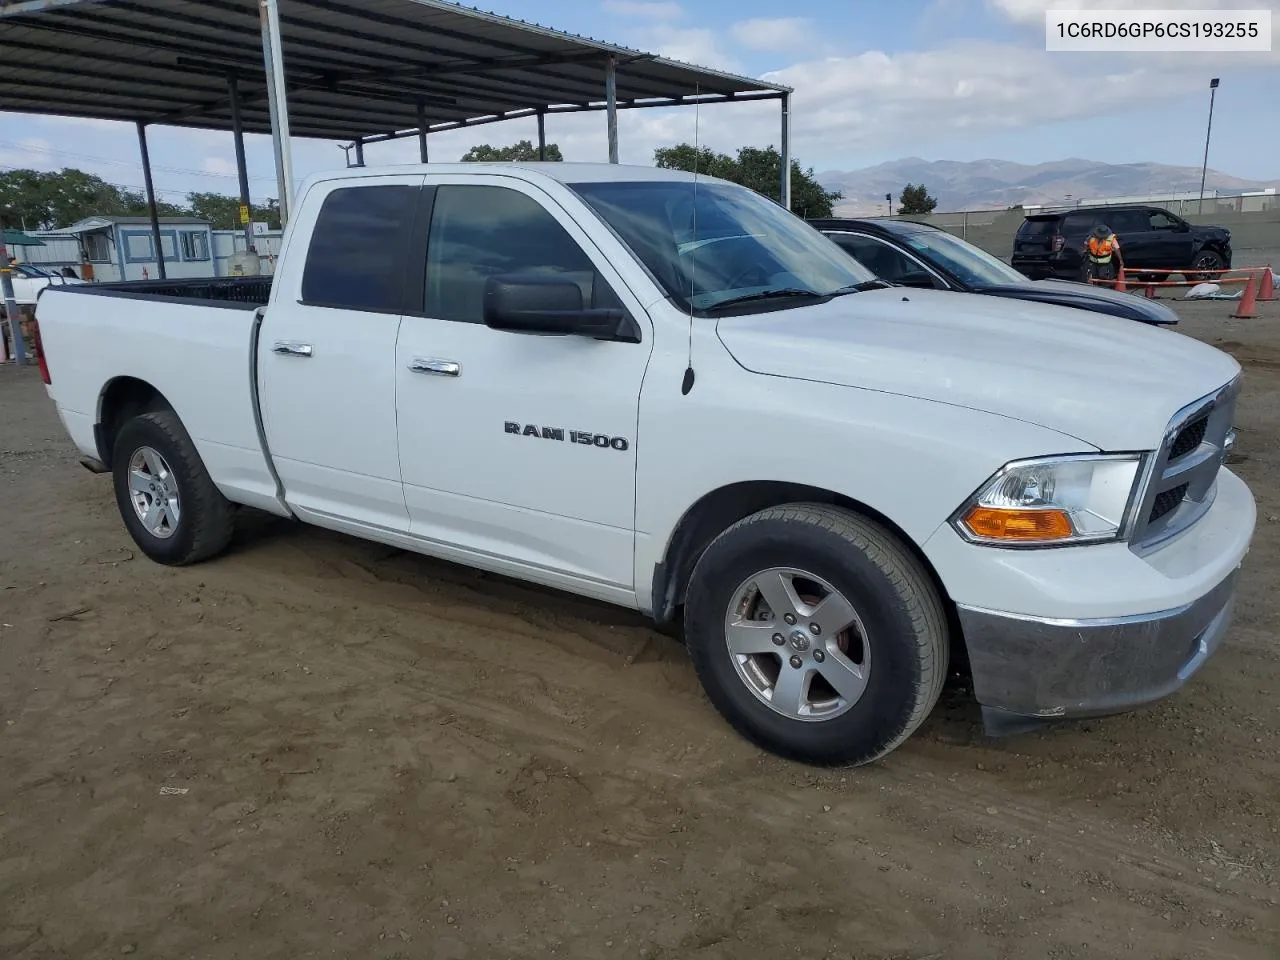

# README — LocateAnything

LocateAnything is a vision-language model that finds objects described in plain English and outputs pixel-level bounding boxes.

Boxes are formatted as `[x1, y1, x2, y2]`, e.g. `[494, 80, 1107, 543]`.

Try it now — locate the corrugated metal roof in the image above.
[3, 229, 46, 246]
[0, 0, 788, 142]
[63, 215, 212, 232]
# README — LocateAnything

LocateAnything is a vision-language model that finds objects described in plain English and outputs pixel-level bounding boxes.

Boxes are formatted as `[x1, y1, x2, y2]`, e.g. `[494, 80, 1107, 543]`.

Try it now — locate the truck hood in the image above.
[715, 287, 1240, 450]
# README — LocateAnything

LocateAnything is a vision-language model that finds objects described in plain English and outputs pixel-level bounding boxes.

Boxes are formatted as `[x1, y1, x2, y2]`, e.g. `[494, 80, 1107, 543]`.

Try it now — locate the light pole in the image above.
[1198, 78, 1220, 215]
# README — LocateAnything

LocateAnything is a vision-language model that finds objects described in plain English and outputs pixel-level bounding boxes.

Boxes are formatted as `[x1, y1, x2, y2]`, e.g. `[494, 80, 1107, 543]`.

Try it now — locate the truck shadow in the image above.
[224, 505, 986, 742]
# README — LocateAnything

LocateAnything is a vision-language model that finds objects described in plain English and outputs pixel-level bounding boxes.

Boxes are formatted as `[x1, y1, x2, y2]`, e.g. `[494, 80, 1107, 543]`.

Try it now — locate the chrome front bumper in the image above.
[957, 568, 1240, 732]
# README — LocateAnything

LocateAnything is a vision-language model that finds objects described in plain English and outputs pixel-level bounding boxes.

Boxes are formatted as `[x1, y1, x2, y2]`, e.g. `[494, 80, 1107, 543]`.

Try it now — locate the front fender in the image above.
[633, 363, 1093, 617]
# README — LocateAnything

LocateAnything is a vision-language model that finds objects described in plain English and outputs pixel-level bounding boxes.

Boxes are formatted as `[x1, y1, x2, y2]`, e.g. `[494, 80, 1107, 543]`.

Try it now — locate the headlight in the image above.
[952, 454, 1146, 547]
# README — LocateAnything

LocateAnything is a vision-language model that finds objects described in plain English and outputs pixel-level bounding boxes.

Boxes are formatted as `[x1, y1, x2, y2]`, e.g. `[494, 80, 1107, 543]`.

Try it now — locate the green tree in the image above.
[460, 139, 564, 162]
[187, 192, 280, 230]
[898, 183, 938, 216]
[652, 143, 737, 181]
[653, 143, 842, 218]
[0, 168, 147, 230]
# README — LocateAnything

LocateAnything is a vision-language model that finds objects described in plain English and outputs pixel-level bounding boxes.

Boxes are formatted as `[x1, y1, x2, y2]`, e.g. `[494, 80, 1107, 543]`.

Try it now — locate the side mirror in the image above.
[483, 274, 625, 338]
[1176, 220, 1191, 232]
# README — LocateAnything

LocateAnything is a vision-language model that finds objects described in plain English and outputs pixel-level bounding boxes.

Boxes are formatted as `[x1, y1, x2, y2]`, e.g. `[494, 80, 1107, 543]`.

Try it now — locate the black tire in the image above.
[1188, 249, 1224, 283]
[112, 410, 235, 565]
[683, 504, 948, 766]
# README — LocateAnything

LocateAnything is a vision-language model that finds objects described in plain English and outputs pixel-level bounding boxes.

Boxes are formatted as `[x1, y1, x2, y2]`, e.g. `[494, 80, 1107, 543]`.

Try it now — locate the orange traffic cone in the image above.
[1113, 267, 1127, 292]
[1233, 273, 1258, 319]
[1259, 266, 1276, 302]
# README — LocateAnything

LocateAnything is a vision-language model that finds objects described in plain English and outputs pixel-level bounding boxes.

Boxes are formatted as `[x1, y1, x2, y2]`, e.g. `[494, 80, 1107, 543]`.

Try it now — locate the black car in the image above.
[1010, 205, 1231, 282]
[810, 217, 1178, 326]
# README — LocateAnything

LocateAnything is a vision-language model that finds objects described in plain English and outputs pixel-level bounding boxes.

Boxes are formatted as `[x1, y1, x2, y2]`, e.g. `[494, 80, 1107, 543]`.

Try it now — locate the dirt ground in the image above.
[1, 296, 1278, 960]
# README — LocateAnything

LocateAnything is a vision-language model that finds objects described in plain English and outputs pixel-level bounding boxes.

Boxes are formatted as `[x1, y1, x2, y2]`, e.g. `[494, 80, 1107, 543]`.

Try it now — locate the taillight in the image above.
[1051, 235, 1065, 253]
[31, 318, 51, 384]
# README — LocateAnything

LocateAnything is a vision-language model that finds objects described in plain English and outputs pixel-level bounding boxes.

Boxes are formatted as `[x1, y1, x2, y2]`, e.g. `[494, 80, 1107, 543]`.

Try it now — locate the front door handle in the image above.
[273, 340, 313, 358]
[408, 358, 460, 377]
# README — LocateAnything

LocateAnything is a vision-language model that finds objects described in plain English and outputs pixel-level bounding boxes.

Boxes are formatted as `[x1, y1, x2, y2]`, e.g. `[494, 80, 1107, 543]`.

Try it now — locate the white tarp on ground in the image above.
[1183, 271, 1279, 300]
[1183, 282, 1240, 300]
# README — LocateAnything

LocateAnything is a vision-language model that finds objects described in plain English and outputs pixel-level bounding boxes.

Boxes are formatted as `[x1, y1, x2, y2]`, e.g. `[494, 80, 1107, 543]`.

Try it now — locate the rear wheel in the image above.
[683, 504, 948, 766]
[112, 410, 235, 565]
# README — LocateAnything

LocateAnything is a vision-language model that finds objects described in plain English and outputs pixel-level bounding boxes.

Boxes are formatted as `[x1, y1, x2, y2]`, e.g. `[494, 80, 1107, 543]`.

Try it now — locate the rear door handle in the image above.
[273, 340, 313, 358]
[408, 358, 460, 377]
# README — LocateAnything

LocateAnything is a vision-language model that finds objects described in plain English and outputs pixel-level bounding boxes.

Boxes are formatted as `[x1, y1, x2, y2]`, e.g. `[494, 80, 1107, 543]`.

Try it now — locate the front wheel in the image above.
[1188, 249, 1224, 283]
[112, 410, 235, 565]
[683, 504, 949, 766]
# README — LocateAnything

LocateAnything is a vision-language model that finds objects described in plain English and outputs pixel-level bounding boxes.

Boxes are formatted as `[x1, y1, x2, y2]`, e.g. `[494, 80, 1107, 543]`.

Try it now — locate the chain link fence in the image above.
[852, 190, 1280, 263]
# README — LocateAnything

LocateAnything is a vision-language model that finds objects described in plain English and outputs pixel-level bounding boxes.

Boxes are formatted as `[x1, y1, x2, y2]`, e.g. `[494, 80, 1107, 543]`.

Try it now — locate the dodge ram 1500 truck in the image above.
[34, 163, 1256, 765]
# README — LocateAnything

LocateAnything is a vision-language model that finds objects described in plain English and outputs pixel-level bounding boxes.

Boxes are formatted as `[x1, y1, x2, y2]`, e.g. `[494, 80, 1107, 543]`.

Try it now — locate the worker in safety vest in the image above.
[1083, 224, 1123, 283]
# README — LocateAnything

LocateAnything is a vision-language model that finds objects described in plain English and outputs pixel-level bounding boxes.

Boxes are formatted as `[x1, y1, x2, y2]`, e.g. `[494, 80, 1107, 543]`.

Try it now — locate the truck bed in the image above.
[46, 276, 273, 309]
[36, 277, 283, 516]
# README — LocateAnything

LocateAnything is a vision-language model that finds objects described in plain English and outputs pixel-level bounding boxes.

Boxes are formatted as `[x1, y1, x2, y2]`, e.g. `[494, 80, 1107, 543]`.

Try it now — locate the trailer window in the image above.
[84, 232, 112, 262]
[180, 231, 210, 261]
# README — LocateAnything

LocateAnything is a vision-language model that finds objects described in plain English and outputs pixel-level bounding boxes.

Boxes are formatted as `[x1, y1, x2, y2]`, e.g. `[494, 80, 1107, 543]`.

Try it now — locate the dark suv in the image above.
[1011, 205, 1232, 281]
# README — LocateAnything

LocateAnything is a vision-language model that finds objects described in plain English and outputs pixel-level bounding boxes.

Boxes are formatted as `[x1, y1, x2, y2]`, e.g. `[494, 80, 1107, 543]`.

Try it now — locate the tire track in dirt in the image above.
[177, 533, 1280, 947]
[212, 515, 1280, 891]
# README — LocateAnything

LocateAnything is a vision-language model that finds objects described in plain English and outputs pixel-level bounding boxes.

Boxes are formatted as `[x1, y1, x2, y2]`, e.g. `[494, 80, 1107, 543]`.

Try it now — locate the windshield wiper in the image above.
[830, 279, 893, 295]
[704, 288, 828, 312]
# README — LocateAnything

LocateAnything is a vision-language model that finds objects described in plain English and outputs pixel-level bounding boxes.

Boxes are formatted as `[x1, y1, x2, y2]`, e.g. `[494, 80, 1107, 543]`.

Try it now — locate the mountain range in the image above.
[817, 158, 1277, 216]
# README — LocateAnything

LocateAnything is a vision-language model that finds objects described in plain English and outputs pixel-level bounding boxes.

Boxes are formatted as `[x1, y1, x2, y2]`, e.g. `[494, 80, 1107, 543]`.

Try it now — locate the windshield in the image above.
[569, 179, 876, 313]
[14, 264, 56, 279]
[900, 230, 1027, 287]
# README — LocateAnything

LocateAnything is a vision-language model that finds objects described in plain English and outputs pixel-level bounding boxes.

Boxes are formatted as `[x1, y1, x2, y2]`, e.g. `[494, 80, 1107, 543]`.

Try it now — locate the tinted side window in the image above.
[1108, 211, 1149, 233]
[301, 185, 418, 311]
[830, 234, 918, 283]
[1061, 213, 1096, 235]
[425, 185, 621, 324]
[829, 233, 884, 264]
[1017, 218, 1060, 236]
[1149, 210, 1178, 229]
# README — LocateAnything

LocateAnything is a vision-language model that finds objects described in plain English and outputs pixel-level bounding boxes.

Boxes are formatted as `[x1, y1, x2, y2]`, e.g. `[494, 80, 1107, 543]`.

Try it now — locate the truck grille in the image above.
[1130, 379, 1238, 550]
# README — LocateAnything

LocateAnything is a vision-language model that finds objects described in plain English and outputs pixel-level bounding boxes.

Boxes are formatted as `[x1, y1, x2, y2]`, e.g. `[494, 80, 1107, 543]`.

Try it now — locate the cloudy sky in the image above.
[1, 0, 1277, 210]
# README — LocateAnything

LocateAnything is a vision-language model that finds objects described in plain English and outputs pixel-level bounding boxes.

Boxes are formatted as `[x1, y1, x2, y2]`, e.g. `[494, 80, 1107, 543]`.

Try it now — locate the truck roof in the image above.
[303, 162, 706, 190]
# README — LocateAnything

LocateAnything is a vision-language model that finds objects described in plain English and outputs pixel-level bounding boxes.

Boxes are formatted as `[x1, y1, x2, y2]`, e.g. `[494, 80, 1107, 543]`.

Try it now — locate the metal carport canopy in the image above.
[0, 0, 792, 167]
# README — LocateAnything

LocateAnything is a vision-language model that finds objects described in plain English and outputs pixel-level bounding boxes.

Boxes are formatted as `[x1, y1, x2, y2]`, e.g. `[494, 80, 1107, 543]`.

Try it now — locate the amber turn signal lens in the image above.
[963, 506, 1074, 541]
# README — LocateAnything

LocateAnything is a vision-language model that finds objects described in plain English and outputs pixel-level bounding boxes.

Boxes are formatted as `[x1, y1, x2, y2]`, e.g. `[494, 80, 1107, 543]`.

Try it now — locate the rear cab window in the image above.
[301, 184, 419, 312]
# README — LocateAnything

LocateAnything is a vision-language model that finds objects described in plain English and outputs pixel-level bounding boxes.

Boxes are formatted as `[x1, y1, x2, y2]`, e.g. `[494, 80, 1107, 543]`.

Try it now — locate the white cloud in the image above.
[39, 116, 127, 132]
[601, 0, 682, 18]
[730, 17, 813, 52]
[0, 138, 56, 169]
[201, 157, 237, 177]
[774, 43, 1155, 148]
[989, 0, 1280, 22]
[348, 24, 1276, 175]
[641, 24, 742, 71]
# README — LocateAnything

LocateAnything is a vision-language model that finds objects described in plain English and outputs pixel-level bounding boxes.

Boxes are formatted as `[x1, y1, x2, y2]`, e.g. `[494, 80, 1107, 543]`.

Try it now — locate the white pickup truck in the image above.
[34, 163, 1256, 765]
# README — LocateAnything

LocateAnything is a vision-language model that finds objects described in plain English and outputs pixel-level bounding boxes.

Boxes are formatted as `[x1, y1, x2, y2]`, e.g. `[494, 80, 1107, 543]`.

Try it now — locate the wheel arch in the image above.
[650, 481, 962, 660]
[95, 376, 176, 468]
